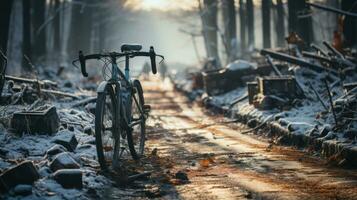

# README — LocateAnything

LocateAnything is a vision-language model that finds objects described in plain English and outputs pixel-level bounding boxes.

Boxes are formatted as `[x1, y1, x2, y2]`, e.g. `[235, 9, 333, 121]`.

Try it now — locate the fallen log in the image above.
[5, 75, 57, 87]
[260, 49, 338, 75]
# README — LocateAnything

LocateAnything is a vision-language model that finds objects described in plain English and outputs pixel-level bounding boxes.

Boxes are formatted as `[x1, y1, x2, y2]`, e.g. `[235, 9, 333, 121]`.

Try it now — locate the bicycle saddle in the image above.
[121, 44, 142, 52]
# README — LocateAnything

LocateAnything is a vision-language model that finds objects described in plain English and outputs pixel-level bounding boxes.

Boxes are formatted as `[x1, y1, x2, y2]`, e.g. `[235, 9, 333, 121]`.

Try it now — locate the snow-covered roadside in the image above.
[0, 100, 113, 199]
[172, 61, 357, 167]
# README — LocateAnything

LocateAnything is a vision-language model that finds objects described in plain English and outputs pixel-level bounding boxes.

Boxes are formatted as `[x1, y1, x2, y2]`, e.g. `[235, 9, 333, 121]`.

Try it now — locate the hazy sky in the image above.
[124, 0, 198, 11]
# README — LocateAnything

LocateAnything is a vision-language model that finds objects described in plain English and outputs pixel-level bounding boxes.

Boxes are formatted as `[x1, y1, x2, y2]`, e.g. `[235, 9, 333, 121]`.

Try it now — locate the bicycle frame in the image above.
[104, 55, 145, 131]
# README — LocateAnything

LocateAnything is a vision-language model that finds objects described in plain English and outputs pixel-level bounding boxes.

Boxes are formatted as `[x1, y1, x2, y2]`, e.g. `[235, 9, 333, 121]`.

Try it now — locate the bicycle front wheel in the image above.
[127, 80, 145, 160]
[95, 85, 120, 170]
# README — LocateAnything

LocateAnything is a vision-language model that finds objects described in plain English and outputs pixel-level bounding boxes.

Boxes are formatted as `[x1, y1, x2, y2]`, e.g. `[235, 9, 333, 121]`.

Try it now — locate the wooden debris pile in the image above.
[248, 76, 301, 110]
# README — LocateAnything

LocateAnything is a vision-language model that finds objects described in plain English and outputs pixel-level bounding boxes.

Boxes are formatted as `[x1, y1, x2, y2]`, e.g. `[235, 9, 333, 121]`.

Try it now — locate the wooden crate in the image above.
[202, 64, 256, 96]
[257, 76, 297, 98]
[11, 106, 59, 135]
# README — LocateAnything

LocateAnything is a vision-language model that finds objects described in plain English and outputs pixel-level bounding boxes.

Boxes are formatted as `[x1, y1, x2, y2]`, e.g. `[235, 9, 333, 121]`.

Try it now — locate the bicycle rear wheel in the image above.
[95, 85, 120, 170]
[127, 80, 145, 160]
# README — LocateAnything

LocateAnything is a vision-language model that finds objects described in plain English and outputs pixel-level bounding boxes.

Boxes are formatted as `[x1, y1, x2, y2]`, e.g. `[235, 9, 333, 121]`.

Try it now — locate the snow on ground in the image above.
[0, 68, 129, 199]
[171, 61, 357, 157]
[208, 87, 247, 107]
[0, 101, 113, 199]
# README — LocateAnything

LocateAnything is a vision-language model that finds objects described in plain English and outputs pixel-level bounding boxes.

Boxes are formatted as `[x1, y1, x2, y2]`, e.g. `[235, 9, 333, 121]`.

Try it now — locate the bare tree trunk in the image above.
[31, 0, 46, 61]
[53, 0, 60, 55]
[45, 0, 55, 65]
[288, 0, 313, 44]
[90, 0, 109, 52]
[246, 0, 254, 49]
[200, 0, 220, 67]
[262, 0, 271, 48]
[341, 0, 357, 47]
[59, 0, 72, 65]
[239, 0, 246, 55]
[98, 13, 107, 51]
[22, 0, 32, 71]
[69, 0, 93, 56]
[0, 0, 13, 54]
[222, 0, 237, 62]
[7, 0, 23, 75]
[275, 0, 285, 47]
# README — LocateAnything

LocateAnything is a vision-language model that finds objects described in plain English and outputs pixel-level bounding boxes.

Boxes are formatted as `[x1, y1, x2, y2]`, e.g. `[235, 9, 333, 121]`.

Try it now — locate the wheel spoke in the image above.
[95, 89, 121, 170]
[127, 82, 146, 159]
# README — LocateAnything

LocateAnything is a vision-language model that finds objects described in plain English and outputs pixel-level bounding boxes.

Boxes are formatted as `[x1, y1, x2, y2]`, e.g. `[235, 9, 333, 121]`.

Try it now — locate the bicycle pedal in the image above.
[143, 104, 151, 113]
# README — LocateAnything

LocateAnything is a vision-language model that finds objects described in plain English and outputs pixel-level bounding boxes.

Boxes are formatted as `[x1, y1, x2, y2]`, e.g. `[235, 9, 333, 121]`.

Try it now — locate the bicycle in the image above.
[73, 44, 164, 170]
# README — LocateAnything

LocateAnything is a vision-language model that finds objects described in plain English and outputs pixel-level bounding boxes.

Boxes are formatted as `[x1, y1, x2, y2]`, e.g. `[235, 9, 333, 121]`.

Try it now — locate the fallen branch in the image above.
[308, 81, 328, 111]
[127, 171, 152, 183]
[307, 2, 357, 18]
[310, 44, 328, 57]
[26, 99, 41, 111]
[260, 49, 338, 75]
[323, 41, 344, 59]
[324, 79, 338, 126]
[41, 89, 80, 99]
[266, 55, 306, 97]
[5, 75, 57, 87]
[229, 94, 248, 108]
[71, 97, 96, 108]
[266, 55, 283, 76]
[12, 85, 28, 105]
[240, 115, 274, 134]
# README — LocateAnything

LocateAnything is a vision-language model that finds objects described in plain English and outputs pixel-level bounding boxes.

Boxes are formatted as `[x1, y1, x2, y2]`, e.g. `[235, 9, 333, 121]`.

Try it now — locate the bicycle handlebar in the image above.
[74, 46, 164, 77]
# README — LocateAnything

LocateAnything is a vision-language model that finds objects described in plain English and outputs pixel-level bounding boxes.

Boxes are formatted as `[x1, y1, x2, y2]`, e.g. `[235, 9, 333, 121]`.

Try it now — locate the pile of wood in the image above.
[248, 76, 301, 110]
[334, 85, 357, 138]
[201, 60, 279, 96]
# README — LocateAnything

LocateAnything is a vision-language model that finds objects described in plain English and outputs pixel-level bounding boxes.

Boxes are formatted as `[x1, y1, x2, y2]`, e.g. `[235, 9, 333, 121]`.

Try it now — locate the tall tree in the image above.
[239, 0, 246, 54]
[59, 0, 72, 64]
[31, 0, 46, 60]
[69, 0, 93, 56]
[0, 1, 13, 54]
[199, 0, 220, 67]
[287, 0, 313, 44]
[53, 0, 61, 53]
[275, 0, 285, 47]
[22, 0, 32, 71]
[246, 0, 254, 49]
[262, 0, 271, 48]
[222, 0, 237, 62]
[341, 0, 357, 47]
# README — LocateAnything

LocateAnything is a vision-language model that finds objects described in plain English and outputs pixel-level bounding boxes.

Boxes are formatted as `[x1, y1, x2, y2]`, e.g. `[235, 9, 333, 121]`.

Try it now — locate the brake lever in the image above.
[157, 55, 165, 64]
[72, 59, 80, 69]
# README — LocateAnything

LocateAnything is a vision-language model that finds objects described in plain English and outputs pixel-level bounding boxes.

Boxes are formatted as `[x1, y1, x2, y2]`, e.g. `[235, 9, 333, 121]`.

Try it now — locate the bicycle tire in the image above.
[95, 84, 120, 170]
[127, 80, 145, 160]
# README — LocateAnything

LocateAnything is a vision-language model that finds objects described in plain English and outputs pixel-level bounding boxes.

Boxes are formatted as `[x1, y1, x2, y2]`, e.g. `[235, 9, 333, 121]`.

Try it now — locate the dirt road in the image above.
[106, 79, 357, 200]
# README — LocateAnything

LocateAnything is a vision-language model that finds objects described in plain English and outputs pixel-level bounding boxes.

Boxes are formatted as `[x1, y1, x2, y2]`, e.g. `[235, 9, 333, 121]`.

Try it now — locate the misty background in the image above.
[0, 0, 349, 76]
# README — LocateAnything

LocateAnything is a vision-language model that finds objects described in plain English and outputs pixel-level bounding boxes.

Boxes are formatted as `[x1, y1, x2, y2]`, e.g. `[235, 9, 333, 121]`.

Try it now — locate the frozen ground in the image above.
[171, 63, 357, 165]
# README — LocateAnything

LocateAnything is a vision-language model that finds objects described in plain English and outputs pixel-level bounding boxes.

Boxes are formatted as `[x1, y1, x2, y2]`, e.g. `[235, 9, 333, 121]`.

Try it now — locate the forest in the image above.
[0, 0, 357, 199]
